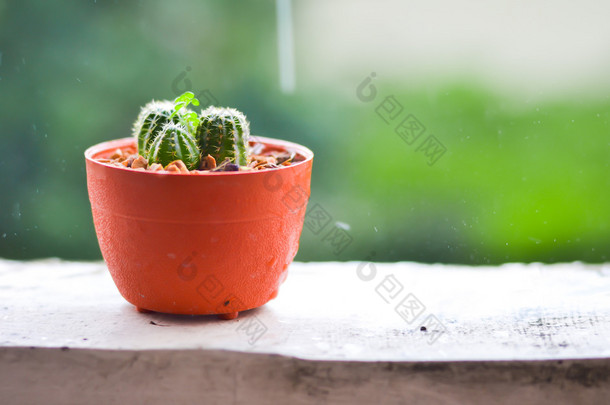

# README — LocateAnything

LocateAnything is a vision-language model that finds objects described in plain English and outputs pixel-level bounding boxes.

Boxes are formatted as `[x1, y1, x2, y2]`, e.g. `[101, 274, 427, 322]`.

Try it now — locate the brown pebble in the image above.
[109, 149, 123, 160]
[165, 160, 189, 173]
[257, 163, 279, 170]
[125, 154, 138, 167]
[200, 154, 217, 170]
[148, 163, 163, 172]
[249, 155, 278, 170]
[132, 155, 148, 169]
[273, 152, 294, 165]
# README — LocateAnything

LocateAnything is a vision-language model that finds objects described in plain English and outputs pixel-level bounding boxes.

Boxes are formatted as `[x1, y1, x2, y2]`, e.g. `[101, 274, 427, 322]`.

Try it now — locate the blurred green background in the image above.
[1, 0, 609, 264]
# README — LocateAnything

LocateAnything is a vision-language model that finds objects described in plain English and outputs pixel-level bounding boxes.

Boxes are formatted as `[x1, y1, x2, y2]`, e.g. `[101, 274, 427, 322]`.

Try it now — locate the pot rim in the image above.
[84, 135, 313, 176]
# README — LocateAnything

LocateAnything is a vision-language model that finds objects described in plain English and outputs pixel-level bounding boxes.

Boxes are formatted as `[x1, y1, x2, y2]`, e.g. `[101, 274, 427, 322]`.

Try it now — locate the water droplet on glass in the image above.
[335, 221, 350, 231]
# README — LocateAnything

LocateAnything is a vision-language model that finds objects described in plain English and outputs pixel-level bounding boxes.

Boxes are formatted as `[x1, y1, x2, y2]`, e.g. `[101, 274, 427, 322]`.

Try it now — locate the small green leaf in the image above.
[174, 91, 194, 103]
[169, 92, 201, 130]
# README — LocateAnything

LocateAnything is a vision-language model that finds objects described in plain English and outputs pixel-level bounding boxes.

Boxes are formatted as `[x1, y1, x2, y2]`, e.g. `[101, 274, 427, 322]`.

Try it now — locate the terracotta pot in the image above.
[85, 137, 313, 319]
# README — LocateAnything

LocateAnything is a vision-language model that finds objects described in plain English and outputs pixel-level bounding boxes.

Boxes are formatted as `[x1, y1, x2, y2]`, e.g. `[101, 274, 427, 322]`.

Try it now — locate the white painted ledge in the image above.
[1, 259, 610, 404]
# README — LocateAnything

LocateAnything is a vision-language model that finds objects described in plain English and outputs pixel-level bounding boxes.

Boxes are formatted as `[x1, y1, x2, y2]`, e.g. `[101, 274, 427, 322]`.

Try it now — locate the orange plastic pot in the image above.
[85, 137, 313, 319]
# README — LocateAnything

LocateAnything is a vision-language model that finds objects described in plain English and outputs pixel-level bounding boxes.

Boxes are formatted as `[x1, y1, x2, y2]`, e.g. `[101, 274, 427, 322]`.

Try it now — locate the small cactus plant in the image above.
[132, 100, 179, 156]
[147, 123, 201, 170]
[132, 92, 253, 171]
[196, 106, 250, 166]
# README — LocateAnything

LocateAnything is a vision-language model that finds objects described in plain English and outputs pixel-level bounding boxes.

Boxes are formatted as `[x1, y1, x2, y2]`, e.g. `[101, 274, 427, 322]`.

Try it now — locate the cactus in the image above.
[147, 123, 201, 170]
[132, 100, 180, 156]
[196, 106, 250, 166]
[132, 94, 251, 172]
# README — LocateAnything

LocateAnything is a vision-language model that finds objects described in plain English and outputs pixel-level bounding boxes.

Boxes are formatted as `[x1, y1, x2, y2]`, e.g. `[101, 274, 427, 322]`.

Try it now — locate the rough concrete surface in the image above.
[1, 259, 609, 404]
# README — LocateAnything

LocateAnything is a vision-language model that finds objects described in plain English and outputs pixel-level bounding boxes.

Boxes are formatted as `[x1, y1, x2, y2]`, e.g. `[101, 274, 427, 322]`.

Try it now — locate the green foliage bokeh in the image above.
[1, 1, 609, 264]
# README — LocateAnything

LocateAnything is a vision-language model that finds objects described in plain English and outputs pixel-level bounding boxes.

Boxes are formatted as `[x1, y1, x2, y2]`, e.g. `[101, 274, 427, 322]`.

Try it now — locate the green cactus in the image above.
[196, 106, 250, 166]
[133, 100, 180, 156]
[147, 123, 201, 170]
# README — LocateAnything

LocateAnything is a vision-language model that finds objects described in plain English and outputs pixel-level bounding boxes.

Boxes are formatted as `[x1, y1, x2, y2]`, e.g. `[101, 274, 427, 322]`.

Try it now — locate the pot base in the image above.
[135, 305, 239, 320]
[217, 312, 239, 320]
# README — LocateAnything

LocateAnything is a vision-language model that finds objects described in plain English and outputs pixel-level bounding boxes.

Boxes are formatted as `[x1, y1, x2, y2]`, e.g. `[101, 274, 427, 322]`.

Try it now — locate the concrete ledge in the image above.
[1, 259, 610, 403]
[2, 348, 609, 404]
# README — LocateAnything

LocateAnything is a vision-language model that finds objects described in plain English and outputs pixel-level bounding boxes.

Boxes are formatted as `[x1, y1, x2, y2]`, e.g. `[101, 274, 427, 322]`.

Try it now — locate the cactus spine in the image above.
[196, 106, 250, 166]
[147, 123, 201, 170]
[133, 100, 180, 156]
